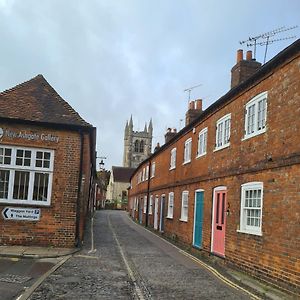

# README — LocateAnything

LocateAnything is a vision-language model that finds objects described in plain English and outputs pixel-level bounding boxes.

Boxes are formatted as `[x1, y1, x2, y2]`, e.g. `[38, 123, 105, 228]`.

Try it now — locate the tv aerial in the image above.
[240, 25, 298, 63]
[184, 83, 202, 101]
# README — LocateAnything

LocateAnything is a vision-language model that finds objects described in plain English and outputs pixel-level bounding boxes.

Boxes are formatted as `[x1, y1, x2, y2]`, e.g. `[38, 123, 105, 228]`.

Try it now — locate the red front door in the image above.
[212, 188, 227, 257]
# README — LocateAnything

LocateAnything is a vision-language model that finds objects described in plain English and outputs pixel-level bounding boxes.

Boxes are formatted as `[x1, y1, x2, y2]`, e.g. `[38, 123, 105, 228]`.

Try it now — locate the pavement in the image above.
[0, 245, 79, 259]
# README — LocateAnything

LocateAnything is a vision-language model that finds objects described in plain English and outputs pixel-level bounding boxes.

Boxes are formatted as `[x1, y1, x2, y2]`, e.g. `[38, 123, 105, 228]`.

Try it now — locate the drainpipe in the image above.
[75, 130, 84, 247]
[145, 161, 151, 227]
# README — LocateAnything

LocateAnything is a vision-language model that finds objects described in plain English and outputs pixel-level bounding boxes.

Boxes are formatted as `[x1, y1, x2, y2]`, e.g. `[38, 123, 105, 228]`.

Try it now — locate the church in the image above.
[106, 116, 153, 208]
[123, 116, 152, 168]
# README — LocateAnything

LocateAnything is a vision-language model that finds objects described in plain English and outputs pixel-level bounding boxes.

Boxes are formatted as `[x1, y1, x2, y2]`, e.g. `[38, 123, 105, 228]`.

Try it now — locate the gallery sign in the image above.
[2, 207, 41, 221]
[0, 128, 59, 143]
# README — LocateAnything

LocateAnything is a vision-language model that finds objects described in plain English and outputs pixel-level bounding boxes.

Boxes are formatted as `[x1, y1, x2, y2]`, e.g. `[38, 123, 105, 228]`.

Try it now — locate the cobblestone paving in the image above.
[30, 210, 253, 299]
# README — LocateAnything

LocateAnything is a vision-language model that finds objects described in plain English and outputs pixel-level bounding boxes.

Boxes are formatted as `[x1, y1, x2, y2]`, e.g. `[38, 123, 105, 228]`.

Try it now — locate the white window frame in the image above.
[214, 113, 231, 151]
[170, 148, 176, 170]
[167, 192, 174, 219]
[142, 168, 145, 182]
[145, 165, 149, 180]
[243, 92, 268, 140]
[149, 195, 153, 215]
[0, 145, 54, 206]
[197, 127, 208, 158]
[238, 182, 263, 236]
[143, 195, 147, 213]
[151, 162, 156, 178]
[180, 191, 189, 222]
[183, 138, 192, 164]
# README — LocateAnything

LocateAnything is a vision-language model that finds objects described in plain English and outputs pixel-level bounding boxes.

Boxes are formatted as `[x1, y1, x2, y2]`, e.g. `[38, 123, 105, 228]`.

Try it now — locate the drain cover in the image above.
[0, 274, 31, 283]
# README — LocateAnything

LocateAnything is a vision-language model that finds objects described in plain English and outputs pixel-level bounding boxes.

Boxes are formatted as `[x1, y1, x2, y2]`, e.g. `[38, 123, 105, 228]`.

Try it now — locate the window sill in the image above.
[213, 143, 230, 152]
[196, 153, 206, 159]
[166, 216, 173, 220]
[237, 229, 262, 236]
[182, 160, 191, 165]
[242, 128, 266, 141]
[0, 200, 51, 207]
[148, 213, 152, 215]
[179, 218, 188, 222]
[169, 166, 176, 171]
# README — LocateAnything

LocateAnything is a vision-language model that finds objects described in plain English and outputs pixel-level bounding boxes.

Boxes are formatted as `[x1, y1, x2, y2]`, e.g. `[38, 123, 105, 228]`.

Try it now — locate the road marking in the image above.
[16, 255, 71, 300]
[74, 254, 99, 259]
[127, 214, 261, 300]
[179, 251, 261, 300]
[108, 215, 146, 300]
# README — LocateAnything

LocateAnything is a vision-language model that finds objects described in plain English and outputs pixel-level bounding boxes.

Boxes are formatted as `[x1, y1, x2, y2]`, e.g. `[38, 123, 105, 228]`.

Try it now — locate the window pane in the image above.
[0, 170, 10, 199]
[13, 171, 29, 200]
[36, 160, 43, 168]
[36, 151, 43, 159]
[24, 158, 31, 166]
[33, 173, 49, 201]
[44, 152, 51, 160]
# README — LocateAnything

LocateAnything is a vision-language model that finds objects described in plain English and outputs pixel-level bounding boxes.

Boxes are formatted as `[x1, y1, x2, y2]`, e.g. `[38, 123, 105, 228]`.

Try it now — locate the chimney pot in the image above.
[188, 100, 195, 110]
[195, 99, 202, 110]
[237, 49, 243, 63]
[246, 50, 252, 61]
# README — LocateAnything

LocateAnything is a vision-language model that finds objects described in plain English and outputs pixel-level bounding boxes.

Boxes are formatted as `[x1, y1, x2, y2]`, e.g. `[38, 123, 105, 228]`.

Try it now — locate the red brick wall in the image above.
[129, 52, 300, 291]
[0, 122, 92, 248]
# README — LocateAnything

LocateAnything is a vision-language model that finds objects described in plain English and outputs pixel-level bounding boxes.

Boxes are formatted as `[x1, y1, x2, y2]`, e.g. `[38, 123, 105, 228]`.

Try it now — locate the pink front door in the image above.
[212, 188, 227, 257]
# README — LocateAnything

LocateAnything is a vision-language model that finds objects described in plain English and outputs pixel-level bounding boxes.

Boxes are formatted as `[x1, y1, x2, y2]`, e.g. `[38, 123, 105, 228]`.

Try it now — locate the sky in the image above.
[0, 0, 299, 170]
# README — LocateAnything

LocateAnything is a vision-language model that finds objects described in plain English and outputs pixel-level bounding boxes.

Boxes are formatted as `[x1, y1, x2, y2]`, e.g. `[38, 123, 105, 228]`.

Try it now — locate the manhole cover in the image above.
[0, 274, 32, 283]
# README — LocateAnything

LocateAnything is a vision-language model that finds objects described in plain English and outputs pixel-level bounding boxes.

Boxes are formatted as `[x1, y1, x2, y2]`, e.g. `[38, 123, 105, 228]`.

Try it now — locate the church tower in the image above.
[123, 116, 153, 168]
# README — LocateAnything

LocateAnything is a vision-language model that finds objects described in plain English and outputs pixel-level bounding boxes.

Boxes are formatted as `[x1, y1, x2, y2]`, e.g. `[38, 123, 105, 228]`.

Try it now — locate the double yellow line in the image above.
[179, 250, 261, 300]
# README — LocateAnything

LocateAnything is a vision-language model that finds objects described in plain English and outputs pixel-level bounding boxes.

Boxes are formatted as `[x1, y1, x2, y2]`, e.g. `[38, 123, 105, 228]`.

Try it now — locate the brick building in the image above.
[128, 40, 300, 292]
[0, 75, 96, 248]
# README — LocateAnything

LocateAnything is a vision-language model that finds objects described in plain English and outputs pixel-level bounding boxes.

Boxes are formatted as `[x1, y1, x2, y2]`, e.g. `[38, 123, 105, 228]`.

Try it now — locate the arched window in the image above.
[134, 140, 139, 152]
[139, 140, 144, 153]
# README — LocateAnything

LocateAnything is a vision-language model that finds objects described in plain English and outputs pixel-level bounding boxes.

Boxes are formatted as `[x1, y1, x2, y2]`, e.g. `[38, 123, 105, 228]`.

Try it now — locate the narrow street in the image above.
[29, 210, 257, 300]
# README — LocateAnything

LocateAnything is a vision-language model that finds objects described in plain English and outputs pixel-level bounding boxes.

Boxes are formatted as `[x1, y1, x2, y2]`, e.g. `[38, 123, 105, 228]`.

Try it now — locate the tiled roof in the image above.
[112, 166, 136, 183]
[0, 75, 92, 127]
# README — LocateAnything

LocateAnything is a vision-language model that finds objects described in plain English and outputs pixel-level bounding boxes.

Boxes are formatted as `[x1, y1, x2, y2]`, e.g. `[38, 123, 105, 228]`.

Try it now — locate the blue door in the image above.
[193, 191, 204, 248]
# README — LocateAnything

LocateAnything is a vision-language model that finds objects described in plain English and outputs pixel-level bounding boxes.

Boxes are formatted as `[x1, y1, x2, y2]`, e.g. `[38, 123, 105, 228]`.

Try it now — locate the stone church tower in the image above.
[123, 116, 153, 168]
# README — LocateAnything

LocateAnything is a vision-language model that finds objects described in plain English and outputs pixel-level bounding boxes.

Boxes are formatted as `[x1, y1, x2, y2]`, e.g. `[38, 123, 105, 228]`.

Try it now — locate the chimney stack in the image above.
[164, 128, 177, 144]
[154, 142, 160, 152]
[231, 49, 261, 88]
[185, 99, 203, 126]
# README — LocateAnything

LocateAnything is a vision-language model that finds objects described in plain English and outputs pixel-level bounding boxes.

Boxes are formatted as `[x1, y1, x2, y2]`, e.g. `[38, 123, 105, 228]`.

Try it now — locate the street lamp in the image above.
[96, 156, 107, 171]
[99, 159, 105, 170]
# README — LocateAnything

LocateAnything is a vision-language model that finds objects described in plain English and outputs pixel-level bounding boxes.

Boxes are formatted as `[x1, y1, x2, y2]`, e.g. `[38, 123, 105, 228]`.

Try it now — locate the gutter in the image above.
[75, 130, 84, 247]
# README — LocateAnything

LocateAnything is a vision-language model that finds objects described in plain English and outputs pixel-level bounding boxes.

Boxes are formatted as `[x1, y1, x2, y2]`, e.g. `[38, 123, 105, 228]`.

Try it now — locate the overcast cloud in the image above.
[0, 0, 299, 169]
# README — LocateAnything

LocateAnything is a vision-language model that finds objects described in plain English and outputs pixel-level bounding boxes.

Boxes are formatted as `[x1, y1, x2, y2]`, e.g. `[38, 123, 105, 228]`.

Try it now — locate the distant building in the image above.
[123, 116, 152, 168]
[0, 75, 96, 248]
[106, 166, 135, 209]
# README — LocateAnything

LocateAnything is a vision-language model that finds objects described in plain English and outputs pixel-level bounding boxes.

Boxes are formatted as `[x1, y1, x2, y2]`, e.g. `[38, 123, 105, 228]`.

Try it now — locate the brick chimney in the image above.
[165, 128, 177, 144]
[231, 49, 261, 88]
[185, 99, 202, 126]
[154, 142, 160, 152]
